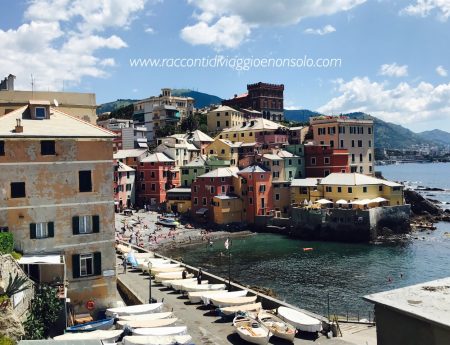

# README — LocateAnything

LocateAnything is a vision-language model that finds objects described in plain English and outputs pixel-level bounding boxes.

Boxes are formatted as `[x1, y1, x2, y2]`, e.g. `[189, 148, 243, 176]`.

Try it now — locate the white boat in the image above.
[210, 295, 257, 308]
[117, 318, 178, 329]
[137, 259, 171, 272]
[162, 278, 196, 288]
[119, 312, 173, 322]
[117, 244, 132, 255]
[123, 335, 193, 345]
[151, 266, 184, 275]
[257, 310, 296, 342]
[106, 303, 163, 317]
[218, 302, 262, 317]
[132, 326, 188, 336]
[277, 306, 322, 333]
[188, 290, 229, 304]
[53, 330, 123, 343]
[233, 314, 271, 345]
[154, 272, 193, 283]
[183, 283, 226, 293]
[171, 280, 209, 291]
[133, 252, 155, 259]
[201, 290, 248, 305]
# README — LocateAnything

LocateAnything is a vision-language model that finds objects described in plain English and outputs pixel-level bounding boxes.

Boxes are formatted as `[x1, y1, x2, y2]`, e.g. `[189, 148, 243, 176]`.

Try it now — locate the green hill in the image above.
[418, 129, 450, 145]
[97, 99, 138, 115]
[171, 89, 222, 108]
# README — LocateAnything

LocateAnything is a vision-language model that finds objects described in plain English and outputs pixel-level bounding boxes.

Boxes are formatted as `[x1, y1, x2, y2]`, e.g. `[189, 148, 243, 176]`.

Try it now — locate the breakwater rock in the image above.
[404, 190, 443, 216]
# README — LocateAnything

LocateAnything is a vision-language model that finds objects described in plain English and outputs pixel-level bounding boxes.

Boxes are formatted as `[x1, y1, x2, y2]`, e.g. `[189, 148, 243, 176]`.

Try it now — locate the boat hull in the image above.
[66, 318, 114, 332]
[277, 306, 322, 333]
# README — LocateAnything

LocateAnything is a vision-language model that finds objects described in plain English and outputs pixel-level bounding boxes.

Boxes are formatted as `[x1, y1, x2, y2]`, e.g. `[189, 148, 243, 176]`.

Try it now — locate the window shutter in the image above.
[72, 216, 79, 235]
[48, 222, 54, 238]
[93, 216, 100, 233]
[30, 223, 36, 239]
[72, 254, 80, 279]
[93, 252, 102, 276]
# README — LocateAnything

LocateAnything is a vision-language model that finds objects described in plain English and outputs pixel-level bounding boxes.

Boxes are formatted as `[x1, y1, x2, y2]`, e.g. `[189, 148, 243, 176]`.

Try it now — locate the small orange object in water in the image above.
[303, 247, 314, 251]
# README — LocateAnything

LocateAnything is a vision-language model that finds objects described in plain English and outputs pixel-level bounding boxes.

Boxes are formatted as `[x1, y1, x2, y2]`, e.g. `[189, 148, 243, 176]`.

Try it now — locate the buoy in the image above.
[86, 300, 95, 310]
[303, 248, 314, 251]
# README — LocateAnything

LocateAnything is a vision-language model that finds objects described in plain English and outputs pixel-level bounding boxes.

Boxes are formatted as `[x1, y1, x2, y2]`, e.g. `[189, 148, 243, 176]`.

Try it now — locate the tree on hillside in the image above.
[109, 104, 134, 119]
[180, 113, 199, 132]
[155, 123, 178, 138]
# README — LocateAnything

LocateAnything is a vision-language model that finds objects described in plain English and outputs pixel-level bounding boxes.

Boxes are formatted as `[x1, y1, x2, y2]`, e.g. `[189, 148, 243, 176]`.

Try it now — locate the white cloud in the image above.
[379, 63, 409, 77]
[0, 0, 147, 90]
[145, 27, 155, 34]
[181, 16, 252, 50]
[182, 0, 366, 48]
[436, 65, 448, 77]
[400, 0, 450, 21]
[304, 25, 336, 35]
[318, 77, 450, 125]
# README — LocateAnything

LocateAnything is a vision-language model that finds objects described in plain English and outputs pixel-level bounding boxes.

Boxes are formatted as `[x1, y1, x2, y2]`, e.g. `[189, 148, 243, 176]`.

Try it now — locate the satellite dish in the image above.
[53, 99, 59, 107]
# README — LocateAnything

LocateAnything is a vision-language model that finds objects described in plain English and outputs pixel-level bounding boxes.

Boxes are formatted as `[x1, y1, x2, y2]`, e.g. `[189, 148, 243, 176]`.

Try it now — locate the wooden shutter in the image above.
[93, 216, 100, 233]
[47, 222, 54, 238]
[72, 216, 79, 235]
[30, 223, 36, 239]
[72, 254, 80, 279]
[93, 252, 102, 276]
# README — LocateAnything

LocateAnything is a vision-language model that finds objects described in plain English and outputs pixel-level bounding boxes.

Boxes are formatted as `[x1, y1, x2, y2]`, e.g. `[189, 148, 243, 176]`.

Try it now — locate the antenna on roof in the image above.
[54, 99, 59, 107]
[31, 74, 35, 97]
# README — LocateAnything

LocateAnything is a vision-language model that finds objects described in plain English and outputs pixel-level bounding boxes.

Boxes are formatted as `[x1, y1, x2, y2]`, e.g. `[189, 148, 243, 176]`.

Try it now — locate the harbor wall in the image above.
[116, 240, 330, 328]
[290, 205, 411, 242]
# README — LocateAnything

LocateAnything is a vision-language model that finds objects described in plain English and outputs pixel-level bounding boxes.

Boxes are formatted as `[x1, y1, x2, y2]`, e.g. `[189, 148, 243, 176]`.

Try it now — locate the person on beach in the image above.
[197, 268, 203, 285]
[122, 257, 127, 274]
[182, 269, 187, 279]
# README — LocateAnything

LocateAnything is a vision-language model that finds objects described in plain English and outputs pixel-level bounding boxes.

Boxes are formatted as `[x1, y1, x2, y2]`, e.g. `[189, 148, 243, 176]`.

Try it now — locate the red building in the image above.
[222, 82, 284, 122]
[237, 165, 273, 224]
[136, 152, 180, 206]
[304, 145, 349, 178]
[191, 167, 239, 221]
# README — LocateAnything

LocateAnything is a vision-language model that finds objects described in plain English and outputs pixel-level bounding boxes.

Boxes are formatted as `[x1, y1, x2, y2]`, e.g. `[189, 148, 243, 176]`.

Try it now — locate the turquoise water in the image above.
[165, 163, 450, 317]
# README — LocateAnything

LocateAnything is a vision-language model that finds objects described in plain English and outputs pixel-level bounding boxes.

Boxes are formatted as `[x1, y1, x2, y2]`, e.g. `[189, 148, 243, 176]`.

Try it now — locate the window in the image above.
[288, 159, 292, 166]
[141, 183, 145, 191]
[363, 187, 368, 193]
[368, 140, 372, 148]
[210, 186, 215, 194]
[221, 186, 226, 193]
[194, 197, 198, 205]
[225, 121, 229, 127]
[249, 197, 253, 205]
[209, 150, 214, 154]
[368, 127, 372, 134]
[369, 166, 373, 173]
[369, 153, 372, 162]
[73, 215, 100, 235]
[259, 185, 266, 192]
[358, 140, 363, 148]
[348, 187, 353, 193]
[360, 166, 364, 173]
[151, 184, 156, 191]
[194, 186, 198, 193]
[351, 140, 355, 147]
[340, 140, 344, 148]
[311, 157, 316, 165]
[330, 140, 334, 148]
[79, 171, 92, 192]
[337, 187, 342, 193]
[326, 186, 332, 192]
[351, 154, 355, 163]
[324, 157, 330, 165]
[272, 172, 279, 178]
[30, 222, 54, 239]
[359, 154, 363, 162]
[275, 194, 280, 200]
[0, 141, 4, 156]
[217, 121, 220, 128]
[72, 252, 102, 278]
[324, 170, 330, 177]
[35, 107, 46, 119]
[11, 182, 25, 198]
[221, 149, 225, 154]
[202, 197, 207, 205]
[126, 184, 131, 191]
[379, 185, 383, 192]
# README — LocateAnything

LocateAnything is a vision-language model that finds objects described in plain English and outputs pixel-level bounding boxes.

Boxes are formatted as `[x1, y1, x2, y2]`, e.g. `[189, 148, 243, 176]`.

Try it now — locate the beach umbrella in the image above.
[370, 197, 388, 203]
[316, 199, 333, 204]
[335, 199, 348, 204]
[303, 199, 309, 205]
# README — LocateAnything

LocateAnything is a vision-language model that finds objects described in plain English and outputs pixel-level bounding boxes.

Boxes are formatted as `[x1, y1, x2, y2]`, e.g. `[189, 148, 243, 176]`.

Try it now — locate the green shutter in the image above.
[72, 254, 80, 279]
[93, 252, 102, 276]
[30, 223, 36, 239]
[48, 222, 54, 238]
[72, 216, 79, 235]
[93, 216, 100, 233]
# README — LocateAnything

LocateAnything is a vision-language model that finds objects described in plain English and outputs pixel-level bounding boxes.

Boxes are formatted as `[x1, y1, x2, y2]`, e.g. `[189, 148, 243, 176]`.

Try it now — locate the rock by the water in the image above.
[404, 190, 443, 216]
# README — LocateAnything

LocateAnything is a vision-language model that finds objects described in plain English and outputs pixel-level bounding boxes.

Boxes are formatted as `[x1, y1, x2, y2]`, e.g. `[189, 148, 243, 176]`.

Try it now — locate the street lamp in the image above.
[147, 261, 153, 304]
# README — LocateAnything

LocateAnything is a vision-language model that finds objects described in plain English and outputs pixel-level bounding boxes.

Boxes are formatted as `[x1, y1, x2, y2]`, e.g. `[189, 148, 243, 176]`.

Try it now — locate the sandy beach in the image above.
[114, 210, 254, 252]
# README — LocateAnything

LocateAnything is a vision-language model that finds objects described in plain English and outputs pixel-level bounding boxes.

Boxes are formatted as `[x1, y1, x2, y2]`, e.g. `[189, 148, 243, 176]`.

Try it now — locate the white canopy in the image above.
[351, 199, 372, 205]
[303, 199, 309, 205]
[370, 197, 389, 203]
[18, 255, 63, 265]
[335, 199, 348, 204]
[316, 199, 333, 204]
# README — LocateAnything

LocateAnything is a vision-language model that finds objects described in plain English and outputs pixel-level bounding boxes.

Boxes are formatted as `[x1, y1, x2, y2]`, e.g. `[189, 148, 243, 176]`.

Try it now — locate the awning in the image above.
[138, 142, 148, 148]
[18, 255, 63, 265]
[351, 199, 371, 205]
[196, 208, 208, 215]
[316, 199, 333, 204]
[335, 199, 348, 204]
[370, 197, 389, 203]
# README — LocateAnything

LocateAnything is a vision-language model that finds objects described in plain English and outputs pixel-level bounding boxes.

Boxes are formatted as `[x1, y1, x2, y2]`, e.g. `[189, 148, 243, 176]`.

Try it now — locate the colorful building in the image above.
[304, 145, 350, 178]
[222, 82, 284, 121]
[290, 178, 322, 205]
[136, 152, 180, 206]
[288, 126, 309, 145]
[309, 115, 374, 175]
[180, 155, 230, 187]
[114, 161, 135, 210]
[156, 135, 200, 167]
[185, 130, 214, 155]
[205, 139, 241, 166]
[207, 105, 245, 134]
[191, 167, 239, 221]
[237, 165, 273, 223]
[213, 195, 243, 224]
[0, 102, 117, 314]
[113, 148, 148, 170]
[217, 118, 289, 146]
[166, 188, 192, 214]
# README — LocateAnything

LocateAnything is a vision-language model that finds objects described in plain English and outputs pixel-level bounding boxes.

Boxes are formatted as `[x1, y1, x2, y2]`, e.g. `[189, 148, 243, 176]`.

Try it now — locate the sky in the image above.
[0, 0, 450, 132]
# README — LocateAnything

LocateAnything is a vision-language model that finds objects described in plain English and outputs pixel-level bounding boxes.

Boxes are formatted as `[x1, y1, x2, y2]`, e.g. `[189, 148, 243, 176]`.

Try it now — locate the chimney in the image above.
[7, 74, 15, 90]
[15, 118, 23, 133]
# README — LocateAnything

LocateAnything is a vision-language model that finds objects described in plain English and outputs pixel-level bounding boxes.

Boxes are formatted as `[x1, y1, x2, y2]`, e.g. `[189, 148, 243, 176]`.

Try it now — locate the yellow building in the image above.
[166, 188, 192, 214]
[272, 181, 291, 217]
[207, 105, 244, 134]
[205, 139, 241, 166]
[290, 173, 404, 208]
[216, 118, 287, 144]
[213, 195, 242, 224]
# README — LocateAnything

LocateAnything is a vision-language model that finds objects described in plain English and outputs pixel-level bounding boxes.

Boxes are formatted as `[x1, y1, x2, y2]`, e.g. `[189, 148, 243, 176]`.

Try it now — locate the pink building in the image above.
[114, 161, 135, 211]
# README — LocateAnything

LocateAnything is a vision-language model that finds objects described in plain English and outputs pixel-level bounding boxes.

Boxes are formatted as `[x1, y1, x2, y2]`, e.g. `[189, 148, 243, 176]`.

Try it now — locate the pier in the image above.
[116, 242, 376, 344]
